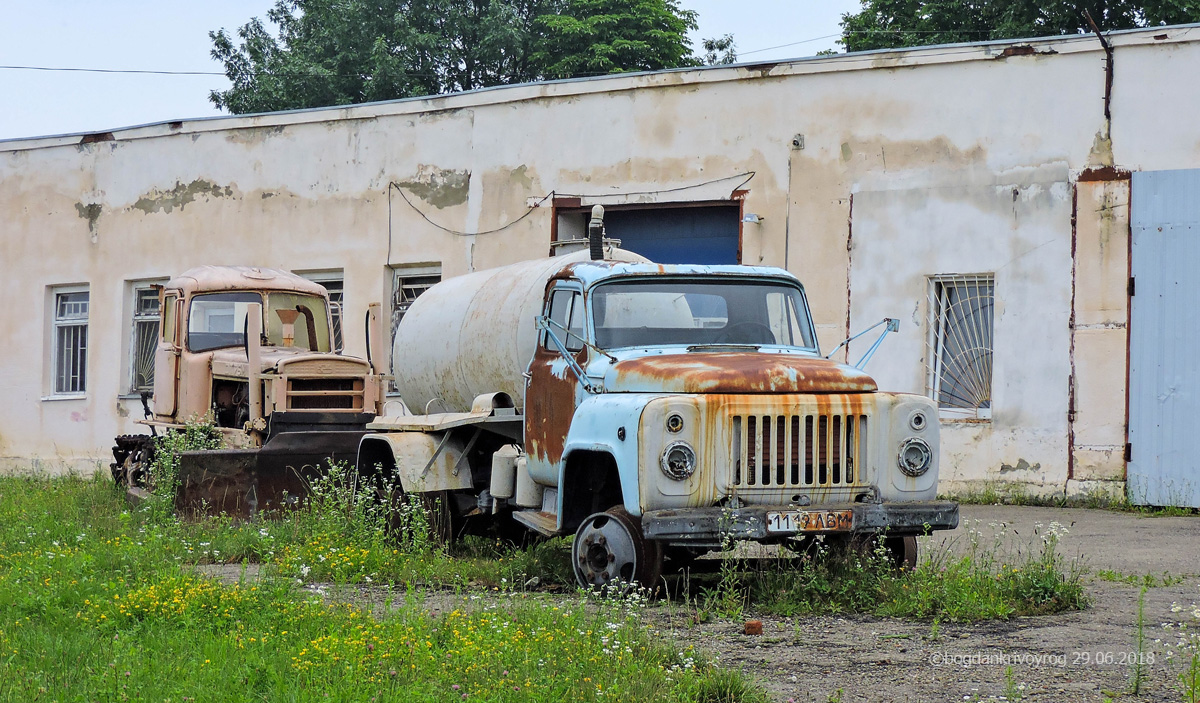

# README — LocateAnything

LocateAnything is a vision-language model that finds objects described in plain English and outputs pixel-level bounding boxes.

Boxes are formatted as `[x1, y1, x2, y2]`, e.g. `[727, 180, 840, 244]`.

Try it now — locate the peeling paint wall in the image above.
[1070, 177, 1131, 489]
[1, 27, 1198, 493]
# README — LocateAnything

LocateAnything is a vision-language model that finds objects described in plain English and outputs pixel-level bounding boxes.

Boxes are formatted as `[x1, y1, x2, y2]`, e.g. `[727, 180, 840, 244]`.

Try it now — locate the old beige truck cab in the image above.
[112, 265, 386, 514]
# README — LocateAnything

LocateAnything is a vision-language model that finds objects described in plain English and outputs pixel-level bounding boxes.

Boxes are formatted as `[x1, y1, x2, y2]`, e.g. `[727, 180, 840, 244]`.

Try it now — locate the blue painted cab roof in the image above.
[560, 260, 805, 290]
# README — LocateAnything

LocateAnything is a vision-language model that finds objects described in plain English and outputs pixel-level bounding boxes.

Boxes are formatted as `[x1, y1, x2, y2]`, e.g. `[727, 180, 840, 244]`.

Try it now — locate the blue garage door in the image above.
[1129, 169, 1200, 508]
[605, 205, 740, 265]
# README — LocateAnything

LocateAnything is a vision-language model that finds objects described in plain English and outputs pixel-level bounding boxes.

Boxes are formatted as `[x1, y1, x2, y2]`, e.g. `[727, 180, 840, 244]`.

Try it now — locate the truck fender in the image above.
[557, 394, 652, 526]
[357, 431, 473, 493]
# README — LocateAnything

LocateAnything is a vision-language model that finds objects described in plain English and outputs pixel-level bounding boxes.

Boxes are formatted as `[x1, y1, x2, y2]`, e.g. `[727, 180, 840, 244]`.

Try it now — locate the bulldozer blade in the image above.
[176, 449, 262, 518]
[175, 429, 367, 517]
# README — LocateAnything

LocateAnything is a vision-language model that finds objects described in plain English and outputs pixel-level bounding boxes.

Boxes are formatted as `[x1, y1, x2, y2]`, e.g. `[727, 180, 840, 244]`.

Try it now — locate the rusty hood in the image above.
[603, 352, 877, 394]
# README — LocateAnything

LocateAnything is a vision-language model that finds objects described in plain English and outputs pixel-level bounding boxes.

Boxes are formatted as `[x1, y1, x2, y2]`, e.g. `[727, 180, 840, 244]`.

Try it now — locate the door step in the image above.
[512, 510, 560, 537]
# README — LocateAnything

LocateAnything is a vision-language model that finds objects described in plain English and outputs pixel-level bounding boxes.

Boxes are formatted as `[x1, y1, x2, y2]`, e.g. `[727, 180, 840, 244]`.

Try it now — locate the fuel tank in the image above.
[393, 249, 646, 413]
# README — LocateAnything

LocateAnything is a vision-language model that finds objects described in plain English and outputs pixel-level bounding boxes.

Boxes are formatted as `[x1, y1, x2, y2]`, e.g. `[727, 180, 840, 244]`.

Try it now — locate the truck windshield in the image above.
[592, 279, 817, 350]
[265, 293, 332, 352]
[188, 292, 262, 352]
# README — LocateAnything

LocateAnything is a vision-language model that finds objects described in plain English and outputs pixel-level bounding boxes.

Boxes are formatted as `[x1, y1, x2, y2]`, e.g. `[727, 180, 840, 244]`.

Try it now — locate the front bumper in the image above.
[641, 500, 959, 545]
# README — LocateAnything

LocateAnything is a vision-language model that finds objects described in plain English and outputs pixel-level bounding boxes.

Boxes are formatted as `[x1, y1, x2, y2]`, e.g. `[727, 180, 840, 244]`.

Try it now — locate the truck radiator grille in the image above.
[732, 414, 867, 488]
[286, 378, 364, 410]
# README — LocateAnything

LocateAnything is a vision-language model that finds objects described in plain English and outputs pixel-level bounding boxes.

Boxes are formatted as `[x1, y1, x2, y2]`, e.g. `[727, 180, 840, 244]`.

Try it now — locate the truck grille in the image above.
[732, 414, 867, 488]
[286, 377, 365, 410]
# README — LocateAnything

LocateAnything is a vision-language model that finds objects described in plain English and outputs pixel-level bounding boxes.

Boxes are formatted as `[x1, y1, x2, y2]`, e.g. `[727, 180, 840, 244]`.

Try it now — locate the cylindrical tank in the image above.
[489, 445, 520, 499]
[392, 248, 646, 413]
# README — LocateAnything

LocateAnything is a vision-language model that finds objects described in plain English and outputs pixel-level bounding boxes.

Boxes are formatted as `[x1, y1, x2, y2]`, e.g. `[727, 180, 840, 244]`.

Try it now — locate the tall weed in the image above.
[728, 520, 1088, 621]
[147, 420, 221, 495]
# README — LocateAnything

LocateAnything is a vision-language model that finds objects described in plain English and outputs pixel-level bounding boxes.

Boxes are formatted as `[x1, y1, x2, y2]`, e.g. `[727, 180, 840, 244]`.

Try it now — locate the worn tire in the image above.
[572, 506, 663, 592]
[885, 535, 919, 572]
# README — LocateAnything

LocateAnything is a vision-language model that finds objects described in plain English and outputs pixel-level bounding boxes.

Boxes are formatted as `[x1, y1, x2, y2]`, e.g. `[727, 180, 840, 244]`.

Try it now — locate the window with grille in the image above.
[390, 266, 441, 392]
[52, 289, 89, 395]
[926, 275, 994, 417]
[130, 286, 161, 392]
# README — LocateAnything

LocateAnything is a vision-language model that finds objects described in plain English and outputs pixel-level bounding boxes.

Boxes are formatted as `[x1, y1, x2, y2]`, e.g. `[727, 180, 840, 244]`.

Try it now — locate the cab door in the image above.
[153, 293, 182, 417]
[524, 283, 587, 484]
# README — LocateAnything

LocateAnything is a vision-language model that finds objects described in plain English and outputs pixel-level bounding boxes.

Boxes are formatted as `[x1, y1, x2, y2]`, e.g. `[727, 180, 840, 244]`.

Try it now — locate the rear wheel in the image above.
[572, 506, 663, 591]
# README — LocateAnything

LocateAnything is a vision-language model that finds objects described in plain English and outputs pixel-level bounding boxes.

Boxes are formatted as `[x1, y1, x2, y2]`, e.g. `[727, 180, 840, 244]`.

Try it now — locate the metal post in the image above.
[246, 302, 263, 424]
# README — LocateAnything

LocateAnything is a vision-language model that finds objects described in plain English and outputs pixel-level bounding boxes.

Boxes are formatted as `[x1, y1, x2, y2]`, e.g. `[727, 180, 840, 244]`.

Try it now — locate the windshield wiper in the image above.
[686, 344, 761, 352]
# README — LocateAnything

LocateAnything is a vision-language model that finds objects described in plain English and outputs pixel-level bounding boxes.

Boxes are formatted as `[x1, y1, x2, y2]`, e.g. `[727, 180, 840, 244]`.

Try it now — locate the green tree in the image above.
[530, 0, 700, 78]
[210, 0, 561, 114]
[210, 0, 705, 114]
[701, 33, 738, 65]
[838, 0, 1200, 53]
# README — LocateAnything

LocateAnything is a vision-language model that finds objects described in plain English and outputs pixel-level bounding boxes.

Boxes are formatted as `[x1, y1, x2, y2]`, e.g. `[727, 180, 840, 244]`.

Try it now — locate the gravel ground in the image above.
[201, 504, 1200, 703]
[648, 505, 1200, 702]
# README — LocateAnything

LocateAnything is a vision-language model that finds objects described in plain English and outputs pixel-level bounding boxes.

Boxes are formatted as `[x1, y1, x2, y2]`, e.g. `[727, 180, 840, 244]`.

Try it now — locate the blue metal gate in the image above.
[1129, 169, 1200, 508]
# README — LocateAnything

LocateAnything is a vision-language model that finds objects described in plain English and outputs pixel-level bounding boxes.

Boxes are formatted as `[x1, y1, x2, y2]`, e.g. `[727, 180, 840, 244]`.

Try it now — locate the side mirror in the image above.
[826, 317, 899, 370]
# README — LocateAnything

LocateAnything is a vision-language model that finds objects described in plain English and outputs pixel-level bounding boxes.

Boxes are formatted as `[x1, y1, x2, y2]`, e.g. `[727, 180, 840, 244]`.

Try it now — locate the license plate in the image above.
[765, 509, 853, 534]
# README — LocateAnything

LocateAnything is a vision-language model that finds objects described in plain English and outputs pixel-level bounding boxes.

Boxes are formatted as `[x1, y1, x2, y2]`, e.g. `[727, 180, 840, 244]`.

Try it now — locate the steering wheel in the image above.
[714, 321, 775, 344]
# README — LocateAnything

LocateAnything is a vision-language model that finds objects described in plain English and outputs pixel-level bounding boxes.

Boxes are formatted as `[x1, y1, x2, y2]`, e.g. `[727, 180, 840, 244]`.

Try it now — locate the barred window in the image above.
[53, 289, 89, 395]
[926, 275, 994, 417]
[390, 266, 441, 392]
[391, 267, 441, 341]
[130, 286, 161, 392]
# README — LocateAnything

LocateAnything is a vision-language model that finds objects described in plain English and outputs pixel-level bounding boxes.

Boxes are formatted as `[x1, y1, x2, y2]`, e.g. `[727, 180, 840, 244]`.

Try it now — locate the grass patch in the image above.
[692, 519, 1088, 622]
[1097, 569, 1185, 588]
[0, 473, 764, 702]
[944, 481, 1199, 517]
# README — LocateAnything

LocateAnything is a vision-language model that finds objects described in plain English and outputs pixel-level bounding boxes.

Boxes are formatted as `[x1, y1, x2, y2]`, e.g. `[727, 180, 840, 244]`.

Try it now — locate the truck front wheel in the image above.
[572, 506, 663, 592]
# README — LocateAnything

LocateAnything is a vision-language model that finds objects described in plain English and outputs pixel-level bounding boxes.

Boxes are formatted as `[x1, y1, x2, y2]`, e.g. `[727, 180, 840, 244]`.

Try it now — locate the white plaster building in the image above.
[3, 25, 1199, 505]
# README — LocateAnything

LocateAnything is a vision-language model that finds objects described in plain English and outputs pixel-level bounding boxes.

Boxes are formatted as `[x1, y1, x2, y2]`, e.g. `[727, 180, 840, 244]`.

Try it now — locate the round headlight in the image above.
[660, 441, 697, 481]
[897, 437, 933, 477]
[666, 413, 685, 433]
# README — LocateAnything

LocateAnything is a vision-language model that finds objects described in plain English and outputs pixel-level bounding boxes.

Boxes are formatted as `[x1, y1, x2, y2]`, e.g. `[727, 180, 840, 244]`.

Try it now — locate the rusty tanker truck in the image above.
[359, 208, 959, 590]
[112, 266, 386, 513]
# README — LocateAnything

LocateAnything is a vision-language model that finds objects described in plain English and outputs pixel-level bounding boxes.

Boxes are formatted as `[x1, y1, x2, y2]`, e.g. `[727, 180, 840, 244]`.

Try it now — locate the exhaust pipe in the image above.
[588, 204, 605, 260]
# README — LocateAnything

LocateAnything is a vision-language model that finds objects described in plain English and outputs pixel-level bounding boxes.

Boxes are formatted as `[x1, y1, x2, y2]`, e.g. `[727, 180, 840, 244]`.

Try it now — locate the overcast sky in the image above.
[0, 0, 860, 141]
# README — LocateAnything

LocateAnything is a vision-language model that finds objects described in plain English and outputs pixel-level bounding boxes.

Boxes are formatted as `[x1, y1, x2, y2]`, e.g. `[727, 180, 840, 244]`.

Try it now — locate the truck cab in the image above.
[530, 262, 956, 587]
[360, 225, 958, 590]
[112, 265, 386, 515]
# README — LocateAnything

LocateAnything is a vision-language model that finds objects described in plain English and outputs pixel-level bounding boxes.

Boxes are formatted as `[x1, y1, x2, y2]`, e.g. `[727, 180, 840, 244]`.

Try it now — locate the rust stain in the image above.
[1077, 166, 1132, 182]
[1068, 182, 1078, 481]
[79, 132, 114, 144]
[609, 353, 877, 394]
[524, 350, 581, 466]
